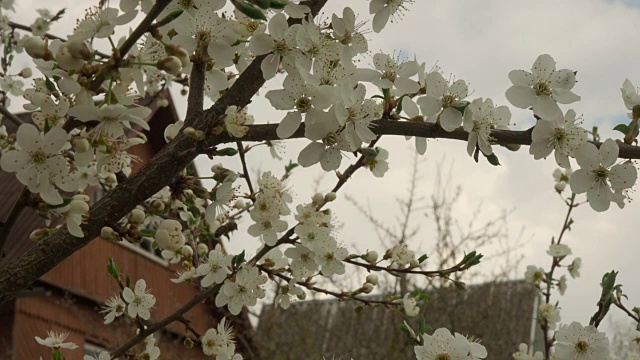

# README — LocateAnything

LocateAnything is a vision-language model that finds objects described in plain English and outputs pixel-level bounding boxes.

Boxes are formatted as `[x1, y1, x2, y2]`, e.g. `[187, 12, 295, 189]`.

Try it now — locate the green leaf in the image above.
[155, 9, 184, 28]
[485, 153, 501, 166]
[231, 0, 267, 20]
[354, 304, 364, 315]
[232, 251, 246, 267]
[45, 77, 57, 92]
[107, 257, 119, 278]
[418, 254, 428, 264]
[217, 147, 239, 156]
[613, 124, 630, 135]
[138, 229, 155, 238]
[251, 0, 271, 9]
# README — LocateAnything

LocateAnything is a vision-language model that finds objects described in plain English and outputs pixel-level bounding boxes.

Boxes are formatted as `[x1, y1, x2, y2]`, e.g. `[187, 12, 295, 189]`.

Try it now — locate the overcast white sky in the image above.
[10, 0, 640, 339]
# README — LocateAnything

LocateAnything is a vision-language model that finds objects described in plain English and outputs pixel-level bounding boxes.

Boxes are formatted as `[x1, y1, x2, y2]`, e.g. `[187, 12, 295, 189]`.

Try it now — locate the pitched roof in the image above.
[255, 280, 543, 359]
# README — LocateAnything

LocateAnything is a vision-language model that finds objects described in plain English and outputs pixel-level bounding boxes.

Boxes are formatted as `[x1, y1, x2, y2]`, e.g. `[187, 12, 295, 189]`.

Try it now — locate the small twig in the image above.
[8, 21, 110, 58]
[344, 258, 467, 279]
[263, 268, 397, 306]
[0, 105, 23, 127]
[236, 141, 255, 195]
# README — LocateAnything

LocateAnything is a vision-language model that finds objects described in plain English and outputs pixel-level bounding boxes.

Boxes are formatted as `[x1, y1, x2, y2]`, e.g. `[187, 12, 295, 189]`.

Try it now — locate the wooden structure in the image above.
[0, 92, 216, 360]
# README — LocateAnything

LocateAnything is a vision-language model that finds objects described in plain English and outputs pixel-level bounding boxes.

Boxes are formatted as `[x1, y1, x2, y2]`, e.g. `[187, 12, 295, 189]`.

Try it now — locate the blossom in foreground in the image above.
[554, 322, 609, 359]
[419, 72, 470, 132]
[0, 123, 68, 205]
[414, 327, 487, 360]
[569, 139, 637, 212]
[197, 244, 232, 288]
[621, 78, 640, 112]
[35, 331, 78, 349]
[505, 54, 580, 120]
[369, 0, 415, 33]
[101, 295, 126, 324]
[201, 317, 238, 358]
[249, 13, 300, 80]
[529, 109, 588, 169]
[215, 266, 267, 315]
[122, 279, 156, 320]
[462, 97, 511, 156]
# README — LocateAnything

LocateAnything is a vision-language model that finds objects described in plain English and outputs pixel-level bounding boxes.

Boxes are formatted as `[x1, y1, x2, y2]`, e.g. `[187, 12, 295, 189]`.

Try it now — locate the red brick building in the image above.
[0, 93, 217, 360]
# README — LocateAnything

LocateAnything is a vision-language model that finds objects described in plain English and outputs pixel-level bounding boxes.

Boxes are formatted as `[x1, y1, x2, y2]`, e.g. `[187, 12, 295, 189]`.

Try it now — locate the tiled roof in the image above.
[256, 280, 543, 359]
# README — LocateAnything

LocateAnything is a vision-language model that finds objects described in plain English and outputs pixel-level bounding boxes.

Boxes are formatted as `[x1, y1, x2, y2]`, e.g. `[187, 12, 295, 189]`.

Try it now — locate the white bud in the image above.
[74, 138, 91, 153]
[66, 41, 92, 60]
[362, 283, 374, 293]
[29, 228, 49, 241]
[312, 192, 324, 205]
[183, 127, 204, 140]
[180, 244, 194, 258]
[168, 44, 190, 67]
[129, 209, 146, 225]
[409, 259, 419, 267]
[325, 192, 337, 202]
[366, 274, 378, 285]
[101, 226, 118, 241]
[157, 56, 182, 76]
[24, 36, 49, 59]
[554, 182, 567, 193]
[19, 67, 32, 78]
[234, 199, 246, 209]
[363, 250, 378, 264]
[197, 243, 209, 256]
[297, 291, 307, 300]
[211, 164, 224, 174]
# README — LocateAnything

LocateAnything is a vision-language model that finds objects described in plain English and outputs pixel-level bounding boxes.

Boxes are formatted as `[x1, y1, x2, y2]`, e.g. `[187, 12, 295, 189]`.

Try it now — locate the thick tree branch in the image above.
[230, 120, 640, 160]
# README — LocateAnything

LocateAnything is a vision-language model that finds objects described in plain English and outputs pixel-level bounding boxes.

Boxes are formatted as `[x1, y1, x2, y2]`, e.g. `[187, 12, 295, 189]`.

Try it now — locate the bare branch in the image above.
[0, 105, 23, 127]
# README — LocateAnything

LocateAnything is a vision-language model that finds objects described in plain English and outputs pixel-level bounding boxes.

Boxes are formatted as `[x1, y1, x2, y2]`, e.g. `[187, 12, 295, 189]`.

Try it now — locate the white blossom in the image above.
[197, 244, 232, 288]
[35, 331, 78, 349]
[463, 97, 511, 156]
[122, 279, 156, 320]
[530, 109, 587, 168]
[505, 54, 580, 120]
[569, 139, 637, 212]
[554, 322, 610, 359]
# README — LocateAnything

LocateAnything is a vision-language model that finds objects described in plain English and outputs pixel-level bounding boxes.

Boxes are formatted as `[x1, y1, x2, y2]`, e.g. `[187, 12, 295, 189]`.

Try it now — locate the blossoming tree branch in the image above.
[0, 0, 638, 359]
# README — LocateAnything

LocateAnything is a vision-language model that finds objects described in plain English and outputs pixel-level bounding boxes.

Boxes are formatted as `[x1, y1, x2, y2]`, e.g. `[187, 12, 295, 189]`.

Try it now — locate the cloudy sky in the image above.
[8, 0, 640, 341]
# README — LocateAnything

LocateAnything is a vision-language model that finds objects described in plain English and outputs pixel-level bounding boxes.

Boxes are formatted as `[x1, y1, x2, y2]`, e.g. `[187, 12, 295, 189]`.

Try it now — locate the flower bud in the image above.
[183, 126, 204, 140]
[363, 250, 378, 264]
[183, 336, 194, 349]
[74, 138, 91, 153]
[29, 228, 49, 241]
[24, 36, 50, 59]
[362, 283, 374, 294]
[19, 67, 32, 78]
[129, 209, 146, 225]
[297, 291, 307, 300]
[197, 243, 209, 256]
[101, 226, 118, 241]
[554, 182, 566, 193]
[366, 274, 378, 285]
[325, 192, 337, 202]
[157, 56, 182, 76]
[211, 164, 224, 174]
[312, 192, 324, 205]
[66, 41, 92, 60]
[409, 259, 419, 268]
[453, 280, 467, 290]
[234, 199, 246, 209]
[167, 44, 190, 67]
[181, 244, 194, 258]
[150, 199, 165, 213]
